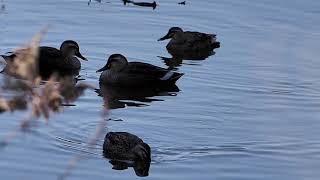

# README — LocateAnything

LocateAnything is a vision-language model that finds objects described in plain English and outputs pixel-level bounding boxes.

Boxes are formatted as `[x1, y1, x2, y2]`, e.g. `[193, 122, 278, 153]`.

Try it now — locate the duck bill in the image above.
[96, 65, 108, 73]
[76, 51, 87, 61]
[158, 33, 170, 41]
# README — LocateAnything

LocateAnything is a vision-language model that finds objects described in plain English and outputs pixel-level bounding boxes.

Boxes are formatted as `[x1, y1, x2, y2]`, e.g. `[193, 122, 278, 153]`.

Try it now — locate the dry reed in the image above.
[0, 28, 108, 180]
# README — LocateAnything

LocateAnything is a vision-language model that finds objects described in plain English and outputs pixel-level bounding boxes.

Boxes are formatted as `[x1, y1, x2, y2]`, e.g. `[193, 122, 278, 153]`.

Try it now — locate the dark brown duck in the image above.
[103, 132, 151, 161]
[122, 0, 157, 10]
[97, 54, 183, 87]
[103, 132, 151, 177]
[158, 27, 220, 57]
[1, 40, 87, 79]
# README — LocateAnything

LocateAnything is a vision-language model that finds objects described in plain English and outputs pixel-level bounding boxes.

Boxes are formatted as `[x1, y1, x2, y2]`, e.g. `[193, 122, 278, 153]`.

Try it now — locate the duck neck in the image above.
[169, 32, 184, 45]
[64, 56, 81, 69]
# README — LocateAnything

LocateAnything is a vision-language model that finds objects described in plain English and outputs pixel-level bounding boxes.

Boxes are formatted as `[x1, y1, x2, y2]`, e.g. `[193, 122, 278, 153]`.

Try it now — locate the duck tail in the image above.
[209, 34, 217, 39]
[209, 34, 220, 49]
[211, 41, 220, 49]
[170, 72, 184, 82]
[160, 71, 184, 83]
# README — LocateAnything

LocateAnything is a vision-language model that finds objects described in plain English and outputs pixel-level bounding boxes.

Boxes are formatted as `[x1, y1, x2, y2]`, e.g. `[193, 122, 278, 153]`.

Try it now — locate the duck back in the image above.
[38, 46, 80, 78]
[166, 31, 220, 57]
[103, 132, 151, 161]
[39, 46, 81, 70]
[99, 62, 183, 87]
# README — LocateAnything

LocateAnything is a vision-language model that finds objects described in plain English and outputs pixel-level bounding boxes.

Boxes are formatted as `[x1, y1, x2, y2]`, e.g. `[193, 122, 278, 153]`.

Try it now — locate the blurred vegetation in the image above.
[0, 28, 108, 180]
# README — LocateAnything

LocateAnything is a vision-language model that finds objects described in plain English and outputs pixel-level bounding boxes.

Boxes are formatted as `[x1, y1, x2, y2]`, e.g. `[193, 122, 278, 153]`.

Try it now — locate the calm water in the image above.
[1, 0, 320, 179]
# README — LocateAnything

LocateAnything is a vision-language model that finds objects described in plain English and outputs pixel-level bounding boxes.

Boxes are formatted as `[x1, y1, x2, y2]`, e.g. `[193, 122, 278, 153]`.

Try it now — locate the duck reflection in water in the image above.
[96, 83, 180, 109]
[0, 0, 5, 13]
[103, 132, 151, 177]
[159, 49, 216, 69]
[178, 1, 186, 5]
[122, 0, 157, 10]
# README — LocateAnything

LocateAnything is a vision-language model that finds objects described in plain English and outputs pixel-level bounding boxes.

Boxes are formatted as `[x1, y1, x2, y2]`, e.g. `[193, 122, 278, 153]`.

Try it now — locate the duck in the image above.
[96, 54, 183, 87]
[103, 132, 151, 162]
[1, 40, 87, 78]
[103, 132, 151, 177]
[158, 27, 220, 57]
[123, 0, 157, 10]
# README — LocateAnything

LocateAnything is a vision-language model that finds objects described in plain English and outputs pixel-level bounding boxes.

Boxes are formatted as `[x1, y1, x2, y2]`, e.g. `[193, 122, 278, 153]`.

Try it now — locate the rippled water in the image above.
[1, 0, 320, 179]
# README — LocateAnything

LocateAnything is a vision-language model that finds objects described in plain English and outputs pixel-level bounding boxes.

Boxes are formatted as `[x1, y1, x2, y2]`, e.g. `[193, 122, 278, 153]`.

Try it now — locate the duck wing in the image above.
[38, 46, 64, 68]
[124, 62, 183, 83]
[185, 31, 216, 41]
[0, 47, 62, 67]
[126, 62, 167, 76]
[184, 31, 220, 49]
[103, 132, 143, 158]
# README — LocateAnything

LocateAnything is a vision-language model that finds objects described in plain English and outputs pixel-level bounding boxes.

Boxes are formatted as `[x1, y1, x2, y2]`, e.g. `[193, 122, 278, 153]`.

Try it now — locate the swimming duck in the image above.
[96, 54, 183, 87]
[158, 27, 220, 57]
[1, 40, 87, 78]
[123, 0, 157, 10]
[103, 132, 151, 177]
[103, 132, 151, 162]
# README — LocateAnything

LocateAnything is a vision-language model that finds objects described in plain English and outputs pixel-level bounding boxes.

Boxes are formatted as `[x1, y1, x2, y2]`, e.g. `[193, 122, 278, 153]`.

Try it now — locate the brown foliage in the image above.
[0, 28, 108, 180]
[0, 28, 95, 137]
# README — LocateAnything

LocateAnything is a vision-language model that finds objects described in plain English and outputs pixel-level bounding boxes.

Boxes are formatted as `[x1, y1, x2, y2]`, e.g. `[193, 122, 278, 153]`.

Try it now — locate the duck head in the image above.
[158, 27, 183, 41]
[96, 54, 128, 73]
[60, 40, 87, 61]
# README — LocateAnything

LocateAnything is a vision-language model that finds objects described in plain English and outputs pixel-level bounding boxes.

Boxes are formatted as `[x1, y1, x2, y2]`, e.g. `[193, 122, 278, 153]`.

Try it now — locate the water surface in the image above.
[0, 0, 320, 179]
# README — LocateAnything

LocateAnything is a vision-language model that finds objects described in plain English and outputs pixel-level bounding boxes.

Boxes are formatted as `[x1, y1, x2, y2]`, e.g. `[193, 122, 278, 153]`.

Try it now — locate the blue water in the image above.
[0, 0, 320, 179]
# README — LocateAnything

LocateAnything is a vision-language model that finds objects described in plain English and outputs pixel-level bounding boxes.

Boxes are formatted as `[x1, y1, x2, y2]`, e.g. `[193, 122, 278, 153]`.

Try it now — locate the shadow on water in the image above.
[159, 56, 184, 69]
[178, 1, 186, 5]
[167, 46, 218, 60]
[122, 0, 157, 10]
[95, 83, 180, 109]
[103, 132, 151, 177]
[159, 49, 218, 69]
[87, 0, 111, 5]
[106, 159, 151, 177]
